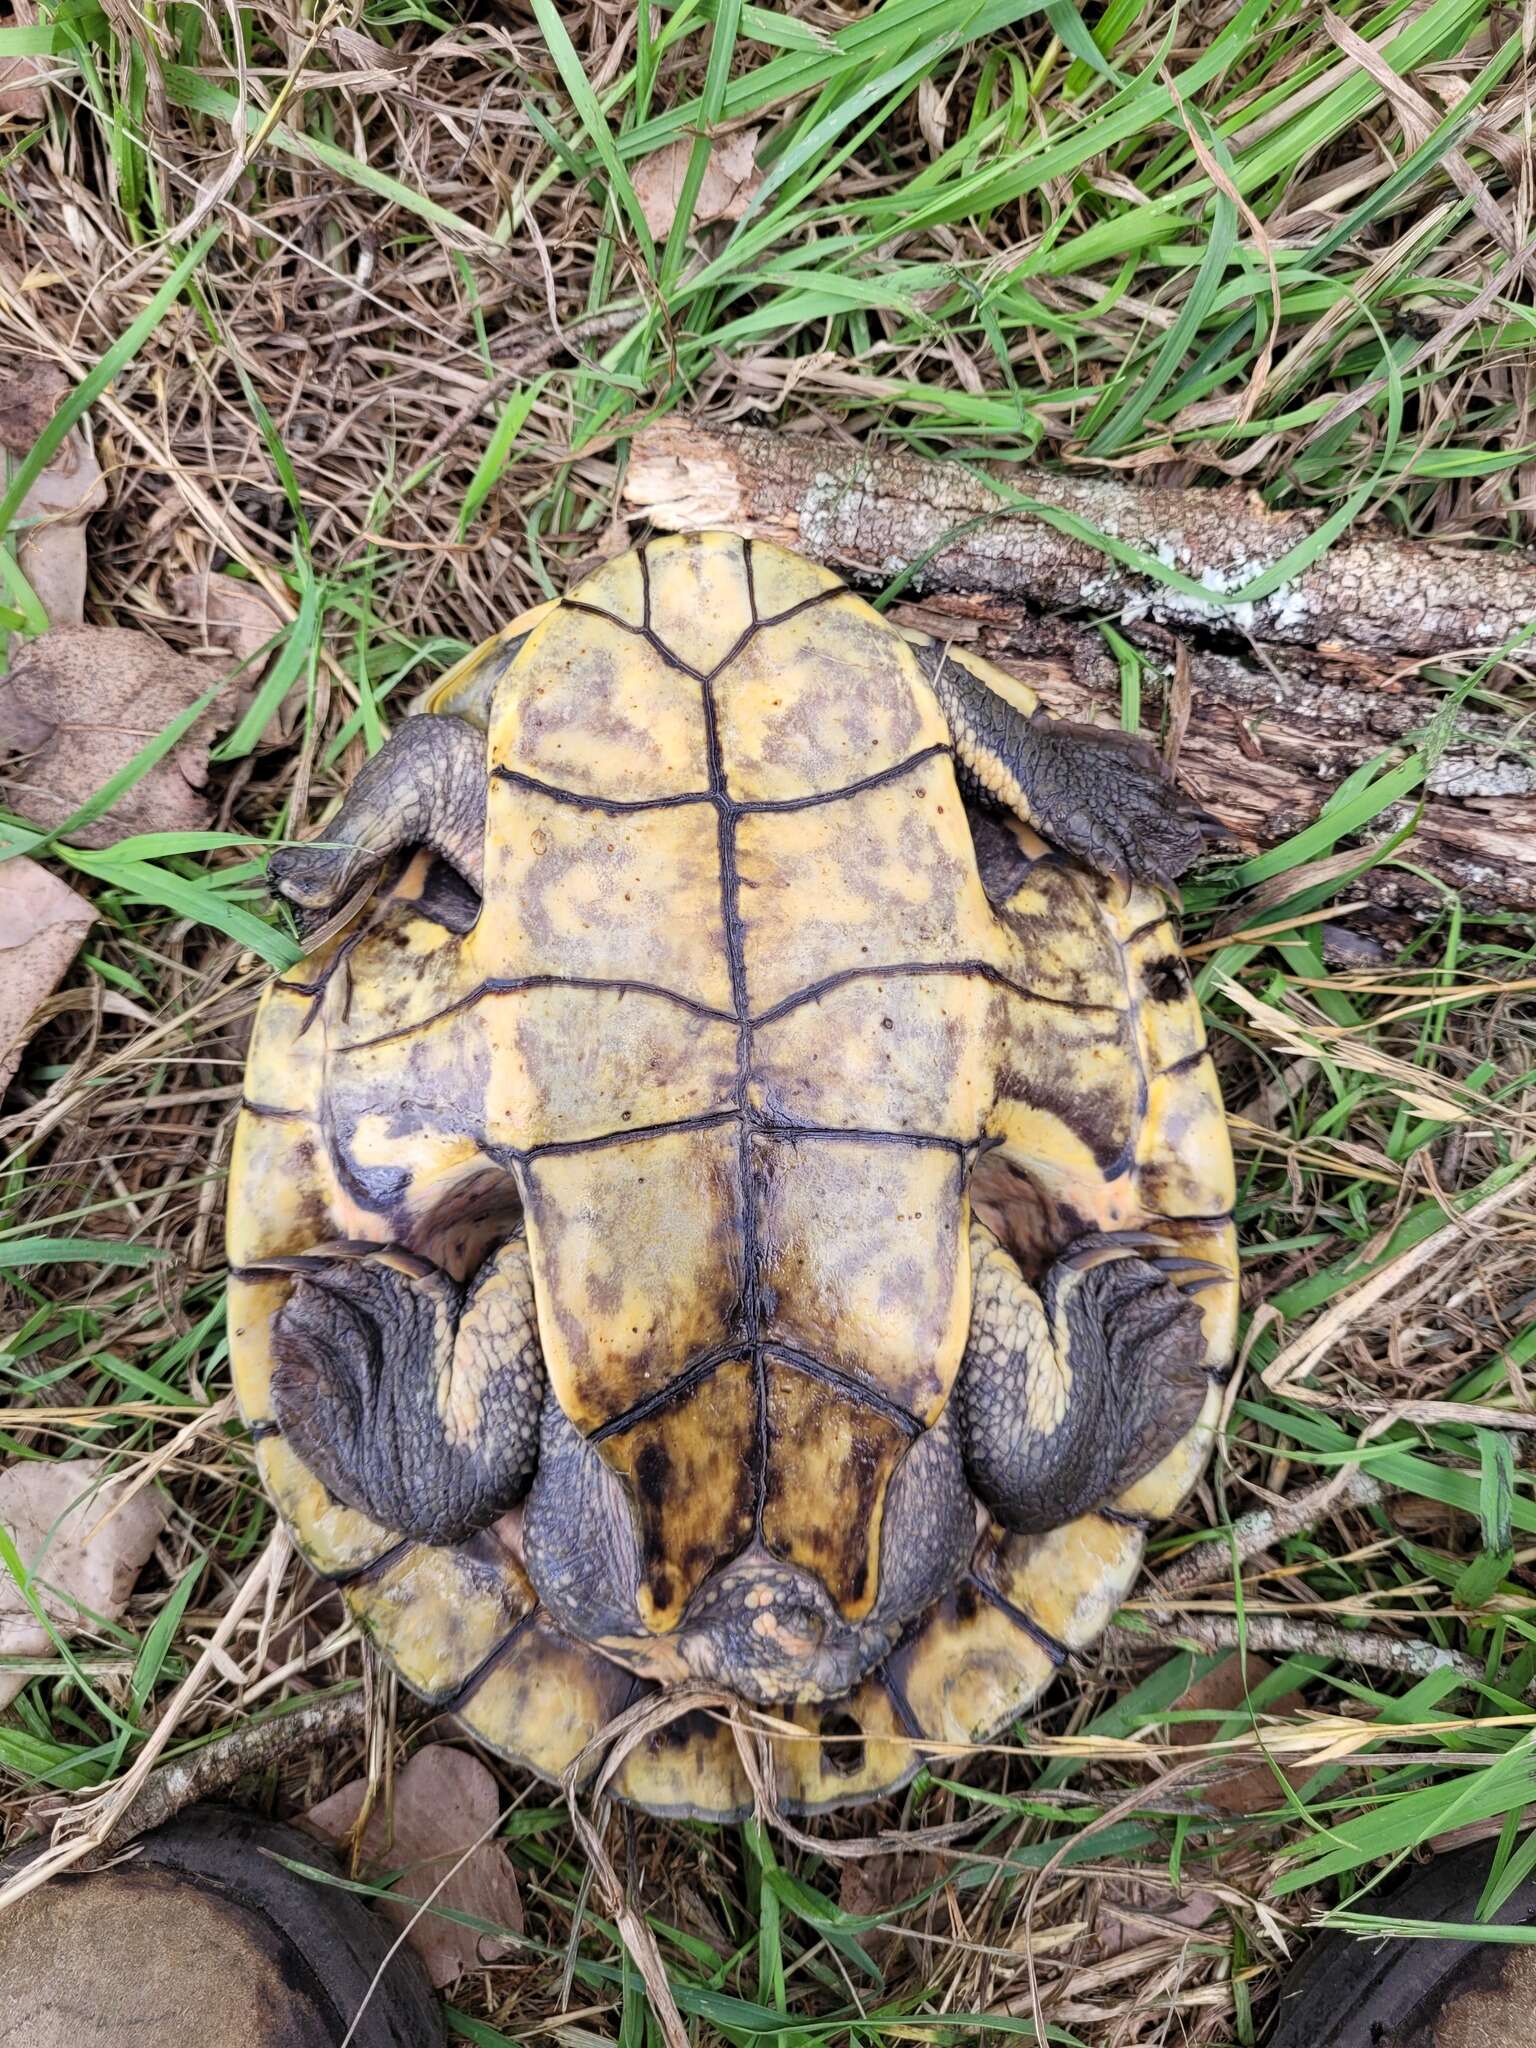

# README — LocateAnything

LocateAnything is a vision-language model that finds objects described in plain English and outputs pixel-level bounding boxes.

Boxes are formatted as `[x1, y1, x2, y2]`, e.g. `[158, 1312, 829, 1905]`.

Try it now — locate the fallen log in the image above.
[624, 423, 1536, 917]
[626, 420, 1536, 659]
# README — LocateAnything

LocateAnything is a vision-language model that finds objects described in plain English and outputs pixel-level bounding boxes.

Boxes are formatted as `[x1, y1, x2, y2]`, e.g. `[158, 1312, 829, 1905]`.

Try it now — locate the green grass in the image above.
[1, 0, 1534, 2039]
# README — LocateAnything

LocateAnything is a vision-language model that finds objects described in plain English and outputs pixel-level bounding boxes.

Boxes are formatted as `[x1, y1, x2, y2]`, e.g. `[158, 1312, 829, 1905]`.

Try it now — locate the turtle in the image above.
[227, 529, 1237, 1821]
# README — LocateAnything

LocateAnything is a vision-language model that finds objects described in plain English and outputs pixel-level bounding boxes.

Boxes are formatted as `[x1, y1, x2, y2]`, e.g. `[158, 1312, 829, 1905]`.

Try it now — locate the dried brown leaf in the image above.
[1094, 1875, 1220, 1959]
[0, 626, 226, 844]
[0, 357, 106, 630]
[838, 1849, 947, 1970]
[1169, 1655, 1304, 1815]
[172, 569, 290, 741]
[303, 1745, 524, 1989]
[0, 1456, 166, 1709]
[0, 856, 93, 1096]
[633, 127, 762, 240]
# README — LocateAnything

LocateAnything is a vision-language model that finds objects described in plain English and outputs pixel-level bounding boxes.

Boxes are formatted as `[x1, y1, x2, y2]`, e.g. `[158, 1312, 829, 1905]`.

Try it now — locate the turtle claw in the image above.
[1147, 1254, 1231, 1290]
[1055, 1228, 1176, 1271]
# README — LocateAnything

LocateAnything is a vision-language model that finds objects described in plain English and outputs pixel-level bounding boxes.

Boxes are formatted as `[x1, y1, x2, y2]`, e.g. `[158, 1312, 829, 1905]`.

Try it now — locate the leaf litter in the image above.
[303, 1744, 524, 1990]
[0, 1455, 165, 1711]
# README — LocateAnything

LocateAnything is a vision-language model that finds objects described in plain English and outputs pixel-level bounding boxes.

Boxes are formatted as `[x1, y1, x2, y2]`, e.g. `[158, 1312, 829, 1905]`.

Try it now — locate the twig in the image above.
[1116, 1612, 1485, 1684]
[25, 1694, 367, 1861]
[0, 1528, 288, 1912]
[1146, 1470, 1384, 1604]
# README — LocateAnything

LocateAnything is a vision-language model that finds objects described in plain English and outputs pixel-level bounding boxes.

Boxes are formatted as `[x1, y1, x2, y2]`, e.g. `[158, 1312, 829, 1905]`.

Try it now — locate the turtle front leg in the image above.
[270, 714, 486, 935]
[265, 1239, 543, 1548]
[955, 1222, 1215, 1533]
[917, 642, 1215, 893]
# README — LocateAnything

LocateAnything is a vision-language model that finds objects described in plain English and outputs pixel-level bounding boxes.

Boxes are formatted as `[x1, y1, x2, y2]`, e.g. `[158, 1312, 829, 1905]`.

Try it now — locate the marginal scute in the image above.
[979, 1515, 1144, 1651]
[773, 1677, 918, 1811]
[346, 1531, 535, 1703]
[257, 1437, 398, 1575]
[1114, 1378, 1224, 1521]
[240, 983, 328, 1116]
[608, 1704, 752, 1820]
[885, 1582, 1056, 1747]
[1135, 1062, 1238, 1218]
[226, 1118, 329, 1269]
[456, 1613, 638, 1787]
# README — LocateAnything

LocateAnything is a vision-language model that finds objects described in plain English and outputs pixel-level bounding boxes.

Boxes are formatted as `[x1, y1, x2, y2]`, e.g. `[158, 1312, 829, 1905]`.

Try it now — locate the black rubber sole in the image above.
[0, 1803, 443, 2047]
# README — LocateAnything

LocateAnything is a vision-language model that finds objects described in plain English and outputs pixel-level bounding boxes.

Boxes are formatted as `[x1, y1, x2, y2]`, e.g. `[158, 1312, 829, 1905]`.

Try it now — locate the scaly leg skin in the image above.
[266, 1239, 543, 1548]
[914, 642, 1216, 893]
[269, 714, 487, 936]
[955, 1221, 1216, 1533]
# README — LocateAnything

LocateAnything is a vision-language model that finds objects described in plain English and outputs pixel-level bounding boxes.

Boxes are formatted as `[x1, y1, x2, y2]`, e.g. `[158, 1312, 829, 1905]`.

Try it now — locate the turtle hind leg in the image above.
[914, 640, 1218, 892]
[264, 1237, 543, 1548]
[270, 714, 486, 935]
[955, 1220, 1217, 1533]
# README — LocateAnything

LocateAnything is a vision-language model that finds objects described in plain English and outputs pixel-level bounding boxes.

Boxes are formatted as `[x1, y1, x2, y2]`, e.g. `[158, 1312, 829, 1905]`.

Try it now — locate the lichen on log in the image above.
[627, 420, 1536, 658]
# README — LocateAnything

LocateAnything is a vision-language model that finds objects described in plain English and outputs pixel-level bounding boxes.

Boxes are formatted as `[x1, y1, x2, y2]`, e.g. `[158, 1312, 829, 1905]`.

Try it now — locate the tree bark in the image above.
[625, 422, 1536, 917]
[626, 420, 1536, 658]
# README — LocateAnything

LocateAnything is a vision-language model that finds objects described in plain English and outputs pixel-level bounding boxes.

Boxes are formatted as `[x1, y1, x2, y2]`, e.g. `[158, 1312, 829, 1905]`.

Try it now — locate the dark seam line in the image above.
[435, 1605, 543, 1714]
[273, 977, 323, 998]
[875, 1661, 924, 1742]
[739, 538, 772, 1543]
[1125, 912, 1174, 945]
[488, 1107, 973, 1173]
[1168, 1208, 1236, 1227]
[239, 1099, 306, 1121]
[563, 556, 846, 687]
[751, 581, 850, 635]
[588, 1343, 744, 1446]
[558, 596, 708, 683]
[753, 1119, 966, 1154]
[682, 534, 767, 1539]
[1208, 1359, 1239, 1385]
[490, 745, 957, 820]
[1159, 1046, 1211, 1077]
[751, 959, 1123, 1029]
[616, 1669, 653, 1716]
[1097, 1505, 1154, 1532]
[761, 1343, 924, 1437]
[323, 1535, 413, 1588]
[736, 743, 954, 813]
[247, 1418, 280, 1442]
[522, 1107, 740, 1164]
[967, 1575, 1070, 1667]
[491, 765, 715, 813]
[333, 973, 738, 1052]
